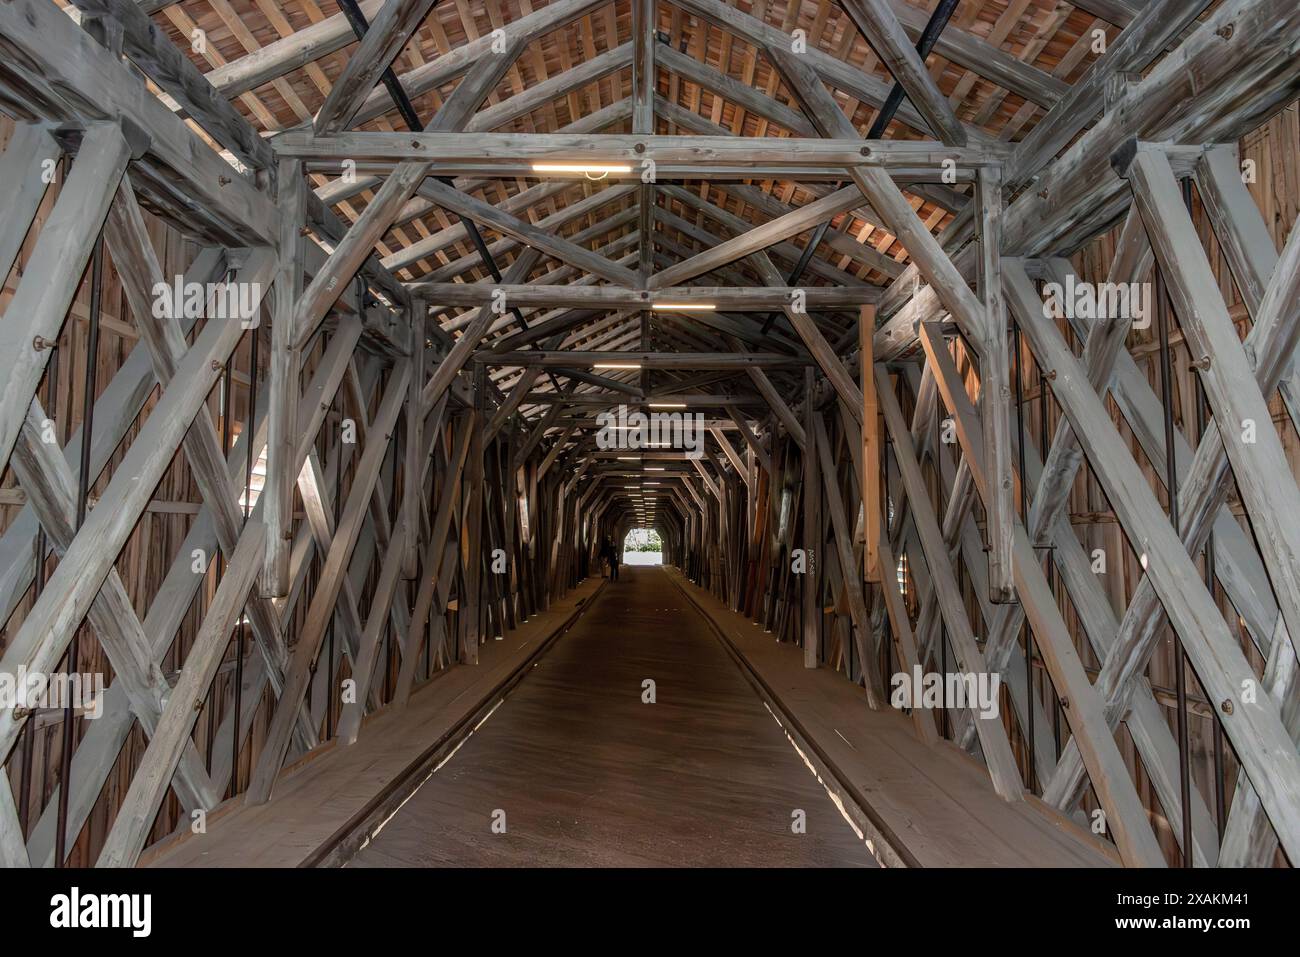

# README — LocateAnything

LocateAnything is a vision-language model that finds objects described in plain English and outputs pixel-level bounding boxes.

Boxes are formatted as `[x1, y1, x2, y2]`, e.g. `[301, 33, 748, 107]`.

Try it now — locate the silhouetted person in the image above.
[600, 537, 619, 582]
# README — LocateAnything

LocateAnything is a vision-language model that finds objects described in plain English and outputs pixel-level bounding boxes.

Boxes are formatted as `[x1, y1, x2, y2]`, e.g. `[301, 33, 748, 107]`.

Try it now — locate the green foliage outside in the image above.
[623, 528, 663, 552]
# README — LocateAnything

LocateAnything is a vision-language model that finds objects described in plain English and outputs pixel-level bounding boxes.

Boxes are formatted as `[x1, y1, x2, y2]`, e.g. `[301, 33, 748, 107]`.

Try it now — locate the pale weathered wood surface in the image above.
[352, 565, 876, 868]
[142, 577, 604, 868]
[668, 569, 1119, 868]
[4, 0, 1300, 870]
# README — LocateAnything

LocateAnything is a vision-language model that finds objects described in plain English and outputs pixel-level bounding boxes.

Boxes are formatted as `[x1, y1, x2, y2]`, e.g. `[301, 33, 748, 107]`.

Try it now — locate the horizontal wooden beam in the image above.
[560, 417, 747, 428]
[415, 284, 879, 308]
[487, 352, 810, 369]
[517, 394, 766, 407]
[274, 131, 1010, 169]
[317, 163, 980, 183]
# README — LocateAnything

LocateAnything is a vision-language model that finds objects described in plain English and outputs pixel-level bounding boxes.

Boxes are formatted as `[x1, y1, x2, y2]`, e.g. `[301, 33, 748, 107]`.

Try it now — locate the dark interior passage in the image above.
[350, 566, 874, 867]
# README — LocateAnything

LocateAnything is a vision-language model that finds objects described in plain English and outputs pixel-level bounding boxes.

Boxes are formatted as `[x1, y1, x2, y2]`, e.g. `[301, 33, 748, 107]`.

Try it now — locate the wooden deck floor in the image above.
[667, 567, 1119, 868]
[147, 564, 1116, 868]
[351, 564, 875, 867]
[142, 577, 606, 867]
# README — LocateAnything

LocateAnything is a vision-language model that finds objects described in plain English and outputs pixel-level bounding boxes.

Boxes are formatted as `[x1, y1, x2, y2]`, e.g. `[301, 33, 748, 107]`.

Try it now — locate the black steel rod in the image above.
[334, 0, 537, 341]
[74, 251, 102, 530]
[866, 0, 962, 141]
[759, 0, 960, 336]
[334, 0, 425, 134]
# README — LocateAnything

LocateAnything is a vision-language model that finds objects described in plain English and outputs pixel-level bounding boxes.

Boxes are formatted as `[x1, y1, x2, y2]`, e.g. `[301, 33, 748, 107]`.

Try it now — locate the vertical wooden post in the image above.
[263, 157, 304, 597]
[860, 304, 881, 583]
[634, 0, 656, 361]
[802, 367, 822, 669]
[402, 298, 425, 579]
[503, 428, 518, 628]
[460, 362, 485, 665]
[976, 165, 1015, 603]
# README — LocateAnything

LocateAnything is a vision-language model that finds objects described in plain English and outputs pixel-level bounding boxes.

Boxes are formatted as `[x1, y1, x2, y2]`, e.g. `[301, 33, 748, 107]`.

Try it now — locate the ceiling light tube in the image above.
[532, 163, 633, 175]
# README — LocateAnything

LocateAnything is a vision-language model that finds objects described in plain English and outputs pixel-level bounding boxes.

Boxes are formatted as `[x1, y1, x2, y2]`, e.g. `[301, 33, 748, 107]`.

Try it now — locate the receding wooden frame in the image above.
[2, 0, 1299, 872]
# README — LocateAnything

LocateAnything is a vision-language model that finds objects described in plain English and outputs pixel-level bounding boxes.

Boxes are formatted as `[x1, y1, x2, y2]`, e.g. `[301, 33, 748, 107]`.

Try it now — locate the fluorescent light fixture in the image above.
[648, 402, 686, 409]
[651, 303, 717, 311]
[532, 163, 632, 175]
[644, 466, 665, 471]
[593, 362, 641, 370]
[617, 456, 640, 461]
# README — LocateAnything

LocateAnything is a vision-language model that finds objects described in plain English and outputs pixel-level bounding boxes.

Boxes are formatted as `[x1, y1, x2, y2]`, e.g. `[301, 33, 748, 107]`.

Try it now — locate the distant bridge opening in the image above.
[623, 528, 662, 566]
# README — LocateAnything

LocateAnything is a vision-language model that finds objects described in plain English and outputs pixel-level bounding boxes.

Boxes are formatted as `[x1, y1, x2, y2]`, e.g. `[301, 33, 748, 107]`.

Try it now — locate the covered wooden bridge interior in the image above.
[0, 0, 1299, 869]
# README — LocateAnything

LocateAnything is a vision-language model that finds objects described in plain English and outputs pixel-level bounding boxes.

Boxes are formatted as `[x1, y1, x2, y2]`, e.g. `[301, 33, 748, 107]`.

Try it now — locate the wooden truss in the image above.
[0, 0, 1298, 869]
